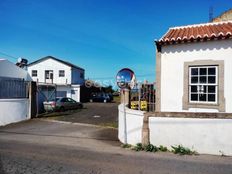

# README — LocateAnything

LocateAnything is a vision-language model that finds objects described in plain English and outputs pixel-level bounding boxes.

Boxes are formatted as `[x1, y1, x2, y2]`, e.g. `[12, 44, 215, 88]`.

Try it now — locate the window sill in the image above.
[183, 102, 224, 112]
[189, 102, 218, 106]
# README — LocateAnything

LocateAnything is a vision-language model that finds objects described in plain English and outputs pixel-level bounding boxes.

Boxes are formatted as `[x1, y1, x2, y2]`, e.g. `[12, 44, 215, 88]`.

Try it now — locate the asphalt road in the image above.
[0, 120, 232, 174]
[42, 102, 118, 127]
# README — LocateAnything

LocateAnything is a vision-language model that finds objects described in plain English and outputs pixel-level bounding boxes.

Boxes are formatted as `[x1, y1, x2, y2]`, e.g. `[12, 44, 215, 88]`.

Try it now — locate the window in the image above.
[59, 70, 65, 77]
[32, 70, 37, 77]
[189, 66, 217, 103]
[60, 98, 68, 102]
[182, 60, 225, 112]
[45, 70, 53, 79]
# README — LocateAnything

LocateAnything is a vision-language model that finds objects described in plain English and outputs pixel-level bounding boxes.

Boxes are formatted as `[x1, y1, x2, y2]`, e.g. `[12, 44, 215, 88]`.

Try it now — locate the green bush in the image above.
[144, 144, 158, 152]
[132, 143, 144, 151]
[171, 145, 196, 155]
[158, 145, 168, 152]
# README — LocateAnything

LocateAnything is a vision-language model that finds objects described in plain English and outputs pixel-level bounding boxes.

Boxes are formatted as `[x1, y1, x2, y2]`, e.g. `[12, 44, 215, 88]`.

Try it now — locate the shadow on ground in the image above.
[94, 128, 120, 146]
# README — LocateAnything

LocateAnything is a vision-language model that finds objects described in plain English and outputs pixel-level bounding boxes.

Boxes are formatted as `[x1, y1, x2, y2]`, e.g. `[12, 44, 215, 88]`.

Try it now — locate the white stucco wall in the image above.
[118, 105, 232, 155]
[160, 39, 232, 112]
[118, 104, 145, 145]
[28, 58, 71, 84]
[56, 85, 80, 102]
[0, 99, 30, 126]
[0, 59, 32, 126]
[28, 58, 84, 85]
[0, 59, 32, 81]
[149, 117, 232, 156]
[71, 85, 81, 102]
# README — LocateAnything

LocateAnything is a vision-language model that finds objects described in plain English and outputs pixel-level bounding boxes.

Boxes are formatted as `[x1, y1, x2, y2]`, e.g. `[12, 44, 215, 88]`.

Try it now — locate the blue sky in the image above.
[0, 0, 231, 87]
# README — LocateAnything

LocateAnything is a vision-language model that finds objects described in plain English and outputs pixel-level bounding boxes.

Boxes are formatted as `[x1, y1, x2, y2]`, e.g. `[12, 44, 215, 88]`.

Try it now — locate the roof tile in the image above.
[157, 21, 232, 45]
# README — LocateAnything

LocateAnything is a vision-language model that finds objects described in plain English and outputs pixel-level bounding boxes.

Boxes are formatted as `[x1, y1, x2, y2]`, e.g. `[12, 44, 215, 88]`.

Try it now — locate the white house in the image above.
[155, 20, 232, 113]
[118, 20, 232, 156]
[0, 59, 32, 126]
[27, 56, 85, 102]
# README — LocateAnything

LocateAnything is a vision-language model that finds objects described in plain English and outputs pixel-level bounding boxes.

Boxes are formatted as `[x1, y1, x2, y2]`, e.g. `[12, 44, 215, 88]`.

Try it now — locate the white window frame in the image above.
[45, 70, 53, 79]
[189, 66, 218, 104]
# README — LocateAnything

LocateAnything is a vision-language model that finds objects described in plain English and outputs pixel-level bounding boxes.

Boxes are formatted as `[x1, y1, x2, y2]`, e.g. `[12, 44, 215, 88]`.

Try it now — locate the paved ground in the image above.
[0, 119, 232, 174]
[41, 102, 118, 127]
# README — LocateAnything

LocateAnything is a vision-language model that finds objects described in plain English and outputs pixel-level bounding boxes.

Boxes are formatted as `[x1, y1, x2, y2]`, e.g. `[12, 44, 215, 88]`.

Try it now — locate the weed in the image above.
[121, 143, 198, 156]
[219, 150, 227, 157]
[121, 144, 132, 148]
[144, 144, 158, 152]
[171, 145, 196, 155]
[158, 145, 168, 152]
[132, 143, 144, 151]
[99, 122, 118, 128]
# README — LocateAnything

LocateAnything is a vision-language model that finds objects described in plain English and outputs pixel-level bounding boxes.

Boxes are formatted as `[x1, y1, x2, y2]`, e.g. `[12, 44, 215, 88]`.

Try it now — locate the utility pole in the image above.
[209, 6, 214, 22]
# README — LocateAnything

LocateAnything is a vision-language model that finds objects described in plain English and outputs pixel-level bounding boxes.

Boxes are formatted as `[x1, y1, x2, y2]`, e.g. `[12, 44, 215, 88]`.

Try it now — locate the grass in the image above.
[121, 144, 132, 148]
[99, 122, 118, 128]
[113, 96, 121, 103]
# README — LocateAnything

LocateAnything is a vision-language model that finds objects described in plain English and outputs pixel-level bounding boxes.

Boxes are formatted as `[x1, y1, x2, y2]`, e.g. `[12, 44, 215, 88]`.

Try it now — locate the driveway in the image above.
[41, 102, 118, 127]
[0, 120, 232, 174]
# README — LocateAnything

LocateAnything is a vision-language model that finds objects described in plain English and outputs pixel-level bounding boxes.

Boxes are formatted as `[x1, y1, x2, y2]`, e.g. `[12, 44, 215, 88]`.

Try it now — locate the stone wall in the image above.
[213, 9, 232, 22]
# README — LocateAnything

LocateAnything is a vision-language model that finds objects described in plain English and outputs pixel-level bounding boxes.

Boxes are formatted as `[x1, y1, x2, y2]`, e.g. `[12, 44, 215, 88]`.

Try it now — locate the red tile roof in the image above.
[156, 21, 232, 46]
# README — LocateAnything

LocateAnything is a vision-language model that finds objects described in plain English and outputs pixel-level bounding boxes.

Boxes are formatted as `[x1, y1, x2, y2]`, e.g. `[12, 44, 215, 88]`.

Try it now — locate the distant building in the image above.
[27, 56, 85, 102]
[213, 8, 232, 22]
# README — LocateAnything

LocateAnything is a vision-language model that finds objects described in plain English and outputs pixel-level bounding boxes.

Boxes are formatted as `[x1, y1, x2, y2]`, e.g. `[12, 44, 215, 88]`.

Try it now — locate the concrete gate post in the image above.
[142, 114, 150, 146]
[120, 89, 130, 105]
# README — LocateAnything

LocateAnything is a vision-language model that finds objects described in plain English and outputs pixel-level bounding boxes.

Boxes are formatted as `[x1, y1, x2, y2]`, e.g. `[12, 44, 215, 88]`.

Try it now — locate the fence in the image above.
[0, 77, 29, 99]
[130, 83, 156, 112]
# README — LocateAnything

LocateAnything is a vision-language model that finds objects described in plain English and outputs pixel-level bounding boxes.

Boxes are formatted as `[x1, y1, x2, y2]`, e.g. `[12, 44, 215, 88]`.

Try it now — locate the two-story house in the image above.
[27, 56, 85, 102]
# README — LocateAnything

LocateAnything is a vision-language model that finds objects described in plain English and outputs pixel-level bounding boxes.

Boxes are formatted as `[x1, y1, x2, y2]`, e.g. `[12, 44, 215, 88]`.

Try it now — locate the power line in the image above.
[0, 51, 18, 60]
[89, 73, 154, 80]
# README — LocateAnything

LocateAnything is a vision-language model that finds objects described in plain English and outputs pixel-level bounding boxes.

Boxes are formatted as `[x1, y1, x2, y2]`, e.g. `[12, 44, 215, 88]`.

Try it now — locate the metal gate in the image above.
[36, 83, 56, 114]
[0, 77, 29, 99]
[130, 83, 156, 112]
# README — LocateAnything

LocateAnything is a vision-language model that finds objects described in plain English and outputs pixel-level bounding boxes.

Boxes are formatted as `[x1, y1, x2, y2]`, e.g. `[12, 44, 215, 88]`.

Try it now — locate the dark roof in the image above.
[28, 56, 84, 71]
[156, 21, 232, 47]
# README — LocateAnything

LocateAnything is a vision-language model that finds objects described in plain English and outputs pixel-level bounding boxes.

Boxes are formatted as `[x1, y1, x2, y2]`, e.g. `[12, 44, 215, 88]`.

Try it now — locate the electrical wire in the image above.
[0, 51, 18, 60]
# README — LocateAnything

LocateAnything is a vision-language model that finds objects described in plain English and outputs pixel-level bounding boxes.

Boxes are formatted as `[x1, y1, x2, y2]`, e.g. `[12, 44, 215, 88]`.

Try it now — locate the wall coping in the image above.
[0, 98, 29, 102]
[146, 111, 232, 119]
[118, 104, 145, 116]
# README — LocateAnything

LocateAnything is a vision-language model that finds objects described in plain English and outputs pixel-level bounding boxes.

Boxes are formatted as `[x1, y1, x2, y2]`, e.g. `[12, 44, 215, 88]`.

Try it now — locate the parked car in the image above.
[89, 93, 113, 103]
[43, 97, 83, 112]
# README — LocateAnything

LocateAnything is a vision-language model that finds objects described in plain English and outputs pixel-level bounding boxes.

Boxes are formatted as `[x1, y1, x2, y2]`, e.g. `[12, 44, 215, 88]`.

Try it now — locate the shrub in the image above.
[144, 144, 158, 152]
[158, 145, 168, 152]
[171, 145, 196, 155]
[132, 143, 144, 151]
